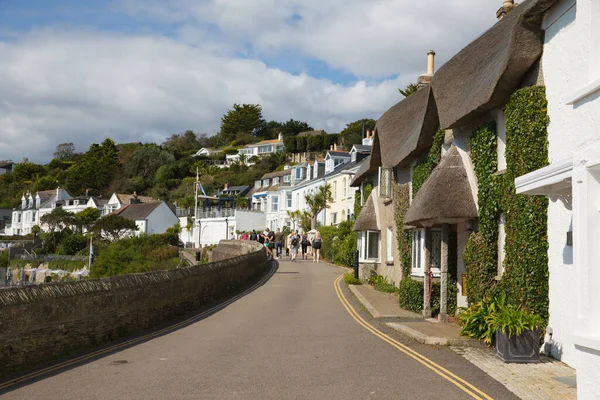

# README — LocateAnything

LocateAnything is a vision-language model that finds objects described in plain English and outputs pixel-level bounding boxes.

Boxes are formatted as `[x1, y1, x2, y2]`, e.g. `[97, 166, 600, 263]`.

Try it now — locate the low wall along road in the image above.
[0, 240, 269, 377]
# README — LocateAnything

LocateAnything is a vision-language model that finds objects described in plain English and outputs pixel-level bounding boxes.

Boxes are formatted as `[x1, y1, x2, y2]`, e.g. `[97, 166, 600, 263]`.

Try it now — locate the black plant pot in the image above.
[495, 328, 540, 363]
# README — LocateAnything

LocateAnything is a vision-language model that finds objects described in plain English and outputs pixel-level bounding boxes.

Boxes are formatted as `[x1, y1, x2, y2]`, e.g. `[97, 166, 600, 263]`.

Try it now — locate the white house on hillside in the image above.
[227, 134, 285, 166]
[113, 201, 179, 236]
[8, 188, 72, 235]
[193, 148, 221, 157]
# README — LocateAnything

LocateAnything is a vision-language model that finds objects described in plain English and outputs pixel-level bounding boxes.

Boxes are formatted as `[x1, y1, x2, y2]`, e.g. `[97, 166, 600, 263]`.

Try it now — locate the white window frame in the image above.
[273, 177, 280, 185]
[497, 213, 506, 278]
[286, 192, 292, 209]
[262, 179, 269, 187]
[497, 109, 507, 171]
[333, 181, 337, 201]
[365, 231, 380, 261]
[343, 178, 347, 198]
[411, 228, 441, 277]
[283, 175, 291, 183]
[387, 227, 393, 262]
[271, 195, 279, 212]
[255, 180, 261, 188]
[379, 167, 392, 198]
[331, 212, 337, 226]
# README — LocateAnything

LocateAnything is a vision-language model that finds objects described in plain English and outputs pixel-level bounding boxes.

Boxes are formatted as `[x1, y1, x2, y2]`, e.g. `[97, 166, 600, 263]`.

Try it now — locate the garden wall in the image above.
[0, 240, 268, 377]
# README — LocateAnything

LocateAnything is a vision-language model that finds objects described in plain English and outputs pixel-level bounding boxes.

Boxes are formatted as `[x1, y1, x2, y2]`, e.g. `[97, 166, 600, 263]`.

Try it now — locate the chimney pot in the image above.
[427, 50, 436, 75]
[334, 143, 337, 151]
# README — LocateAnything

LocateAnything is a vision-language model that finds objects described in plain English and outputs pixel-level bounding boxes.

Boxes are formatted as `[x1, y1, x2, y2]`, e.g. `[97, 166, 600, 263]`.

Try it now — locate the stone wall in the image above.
[0, 241, 268, 377]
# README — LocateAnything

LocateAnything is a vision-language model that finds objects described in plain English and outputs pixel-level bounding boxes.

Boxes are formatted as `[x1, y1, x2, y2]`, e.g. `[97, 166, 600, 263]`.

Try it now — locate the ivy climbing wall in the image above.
[464, 86, 550, 322]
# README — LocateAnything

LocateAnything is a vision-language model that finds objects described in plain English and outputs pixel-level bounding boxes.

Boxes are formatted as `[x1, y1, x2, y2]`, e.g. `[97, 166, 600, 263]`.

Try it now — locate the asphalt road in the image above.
[0, 259, 518, 399]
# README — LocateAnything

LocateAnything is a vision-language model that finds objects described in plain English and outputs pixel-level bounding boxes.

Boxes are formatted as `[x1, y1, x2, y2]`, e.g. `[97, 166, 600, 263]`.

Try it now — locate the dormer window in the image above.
[255, 180, 261, 188]
[262, 179, 269, 187]
[273, 177, 280, 185]
[283, 175, 291, 183]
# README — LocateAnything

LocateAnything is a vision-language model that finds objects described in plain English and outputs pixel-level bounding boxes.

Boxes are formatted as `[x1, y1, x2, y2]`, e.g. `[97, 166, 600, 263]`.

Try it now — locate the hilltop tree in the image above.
[162, 130, 203, 157]
[305, 184, 333, 230]
[220, 104, 267, 142]
[340, 118, 376, 150]
[53, 142, 76, 160]
[125, 144, 175, 180]
[281, 119, 313, 136]
[75, 207, 101, 233]
[66, 139, 119, 195]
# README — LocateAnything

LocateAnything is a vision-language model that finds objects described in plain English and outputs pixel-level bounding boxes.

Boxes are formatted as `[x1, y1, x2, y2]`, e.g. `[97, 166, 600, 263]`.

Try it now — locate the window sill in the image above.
[566, 77, 600, 105]
[572, 333, 600, 352]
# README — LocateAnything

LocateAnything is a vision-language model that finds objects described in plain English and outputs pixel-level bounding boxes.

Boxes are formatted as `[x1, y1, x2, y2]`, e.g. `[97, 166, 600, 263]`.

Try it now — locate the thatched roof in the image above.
[353, 193, 379, 232]
[431, 0, 558, 129]
[404, 147, 478, 228]
[376, 86, 439, 168]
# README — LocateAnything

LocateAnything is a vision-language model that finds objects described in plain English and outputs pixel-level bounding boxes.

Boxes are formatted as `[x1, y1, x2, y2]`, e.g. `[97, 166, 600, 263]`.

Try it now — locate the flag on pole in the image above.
[88, 237, 94, 268]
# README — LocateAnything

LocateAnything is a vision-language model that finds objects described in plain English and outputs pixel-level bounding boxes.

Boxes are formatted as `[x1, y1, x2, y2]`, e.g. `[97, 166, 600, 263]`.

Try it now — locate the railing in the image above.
[176, 208, 264, 219]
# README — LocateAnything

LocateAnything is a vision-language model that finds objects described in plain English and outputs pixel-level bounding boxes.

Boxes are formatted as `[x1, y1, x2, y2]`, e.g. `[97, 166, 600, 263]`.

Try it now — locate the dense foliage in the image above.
[398, 278, 458, 316]
[319, 220, 357, 268]
[339, 118, 375, 150]
[393, 183, 412, 279]
[90, 233, 180, 277]
[464, 86, 550, 323]
[411, 130, 445, 197]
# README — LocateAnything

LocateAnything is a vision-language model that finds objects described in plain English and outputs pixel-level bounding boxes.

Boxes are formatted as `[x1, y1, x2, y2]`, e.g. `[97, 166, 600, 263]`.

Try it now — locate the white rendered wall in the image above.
[542, 0, 600, 383]
[146, 203, 179, 235]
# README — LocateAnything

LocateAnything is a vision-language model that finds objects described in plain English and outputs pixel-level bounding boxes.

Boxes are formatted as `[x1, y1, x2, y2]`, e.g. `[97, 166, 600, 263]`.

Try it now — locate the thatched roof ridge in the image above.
[353, 193, 379, 232]
[376, 85, 439, 169]
[431, 0, 558, 129]
[404, 147, 478, 228]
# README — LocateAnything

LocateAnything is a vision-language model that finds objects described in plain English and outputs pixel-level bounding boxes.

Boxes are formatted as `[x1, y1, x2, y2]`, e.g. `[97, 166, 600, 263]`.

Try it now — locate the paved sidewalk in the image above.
[346, 282, 578, 399]
[452, 346, 577, 400]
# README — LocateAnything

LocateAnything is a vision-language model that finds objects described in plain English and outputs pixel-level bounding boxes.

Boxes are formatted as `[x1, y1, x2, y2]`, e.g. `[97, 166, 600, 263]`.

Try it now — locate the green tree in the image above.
[57, 234, 87, 255]
[162, 130, 202, 157]
[125, 144, 175, 180]
[53, 142, 76, 160]
[399, 83, 419, 98]
[13, 162, 43, 183]
[305, 184, 333, 229]
[220, 104, 267, 142]
[340, 119, 376, 150]
[296, 136, 308, 153]
[66, 138, 119, 194]
[283, 136, 298, 153]
[75, 208, 101, 233]
[307, 134, 324, 152]
[281, 119, 313, 136]
[92, 214, 138, 242]
[40, 207, 77, 232]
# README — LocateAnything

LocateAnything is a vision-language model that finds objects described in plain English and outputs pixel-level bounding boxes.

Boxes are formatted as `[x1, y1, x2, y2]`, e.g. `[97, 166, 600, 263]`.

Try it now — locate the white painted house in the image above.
[228, 134, 285, 166]
[113, 201, 179, 236]
[8, 188, 72, 235]
[514, 0, 600, 396]
[193, 148, 221, 157]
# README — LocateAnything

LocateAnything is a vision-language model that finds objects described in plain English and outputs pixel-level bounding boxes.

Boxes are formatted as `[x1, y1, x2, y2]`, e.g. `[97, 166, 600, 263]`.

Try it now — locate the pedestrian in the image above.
[290, 230, 300, 261]
[262, 228, 273, 259]
[301, 231, 310, 260]
[250, 230, 258, 241]
[267, 228, 276, 258]
[274, 227, 284, 259]
[312, 231, 322, 263]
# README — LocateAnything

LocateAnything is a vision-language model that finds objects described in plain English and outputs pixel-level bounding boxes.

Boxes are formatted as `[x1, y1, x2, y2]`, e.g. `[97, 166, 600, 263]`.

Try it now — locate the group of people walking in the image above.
[237, 227, 322, 263]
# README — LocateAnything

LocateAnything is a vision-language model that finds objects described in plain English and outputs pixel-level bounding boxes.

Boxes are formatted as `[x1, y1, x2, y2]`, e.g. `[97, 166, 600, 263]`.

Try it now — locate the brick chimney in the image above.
[496, 0, 515, 20]
[417, 50, 435, 89]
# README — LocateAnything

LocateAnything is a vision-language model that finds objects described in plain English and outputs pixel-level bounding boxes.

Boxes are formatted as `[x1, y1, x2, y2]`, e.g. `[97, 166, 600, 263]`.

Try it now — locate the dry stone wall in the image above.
[0, 241, 268, 377]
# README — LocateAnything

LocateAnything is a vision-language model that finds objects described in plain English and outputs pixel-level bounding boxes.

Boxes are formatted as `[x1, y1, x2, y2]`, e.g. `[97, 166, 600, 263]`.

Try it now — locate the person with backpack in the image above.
[301, 232, 310, 260]
[290, 230, 300, 261]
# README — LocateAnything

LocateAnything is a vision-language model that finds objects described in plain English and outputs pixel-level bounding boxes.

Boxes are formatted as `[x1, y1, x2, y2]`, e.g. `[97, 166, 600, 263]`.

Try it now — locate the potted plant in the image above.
[492, 305, 544, 363]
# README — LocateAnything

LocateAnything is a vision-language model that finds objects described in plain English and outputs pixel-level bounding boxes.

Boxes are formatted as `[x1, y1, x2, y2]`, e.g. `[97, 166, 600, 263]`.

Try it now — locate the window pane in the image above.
[431, 231, 441, 271]
[367, 231, 380, 259]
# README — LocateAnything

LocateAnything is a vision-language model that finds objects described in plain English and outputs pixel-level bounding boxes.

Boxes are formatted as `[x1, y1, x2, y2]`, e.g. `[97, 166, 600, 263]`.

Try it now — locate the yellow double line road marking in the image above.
[334, 275, 493, 400]
[0, 262, 278, 391]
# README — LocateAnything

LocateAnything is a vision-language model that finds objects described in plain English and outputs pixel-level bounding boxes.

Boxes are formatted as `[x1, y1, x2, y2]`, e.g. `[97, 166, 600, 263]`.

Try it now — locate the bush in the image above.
[319, 220, 357, 268]
[57, 234, 88, 255]
[343, 273, 361, 285]
[368, 275, 399, 293]
[399, 278, 458, 316]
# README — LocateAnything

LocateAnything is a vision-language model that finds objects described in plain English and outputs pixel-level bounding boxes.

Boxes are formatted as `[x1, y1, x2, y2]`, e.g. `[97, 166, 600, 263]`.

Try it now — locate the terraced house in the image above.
[353, 0, 600, 395]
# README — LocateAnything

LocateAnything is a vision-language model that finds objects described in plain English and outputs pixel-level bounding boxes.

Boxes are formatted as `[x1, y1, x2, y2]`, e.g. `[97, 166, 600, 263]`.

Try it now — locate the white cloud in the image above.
[0, 28, 405, 162]
[119, 0, 501, 77]
[0, 0, 506, 162]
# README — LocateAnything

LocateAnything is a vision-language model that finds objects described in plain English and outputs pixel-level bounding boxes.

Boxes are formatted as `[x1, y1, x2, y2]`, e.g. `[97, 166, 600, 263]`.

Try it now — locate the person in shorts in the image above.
[312, 231, 322, 263]
[290, 230, 300, 261]
[301, 232, 310, 260]
[267, 228, 276, 258]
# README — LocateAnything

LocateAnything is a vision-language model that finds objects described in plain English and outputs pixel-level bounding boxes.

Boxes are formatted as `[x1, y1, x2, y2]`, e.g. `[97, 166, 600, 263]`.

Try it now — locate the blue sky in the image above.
[0, 0, 500, 162]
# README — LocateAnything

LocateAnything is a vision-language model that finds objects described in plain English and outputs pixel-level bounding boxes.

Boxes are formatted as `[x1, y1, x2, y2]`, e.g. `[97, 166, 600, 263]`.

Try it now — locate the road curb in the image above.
[347, 285, 398, 319]
[386, 322, 483, 347]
